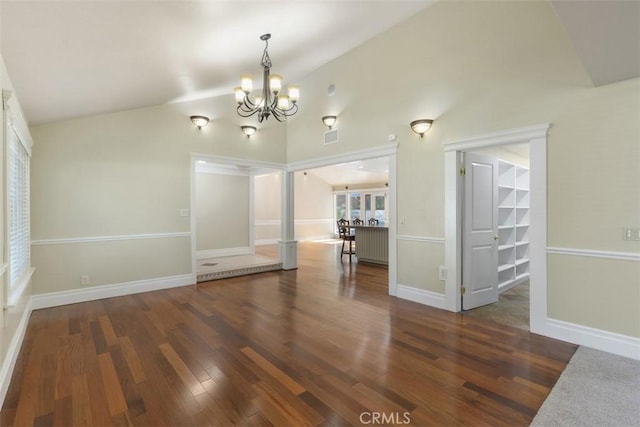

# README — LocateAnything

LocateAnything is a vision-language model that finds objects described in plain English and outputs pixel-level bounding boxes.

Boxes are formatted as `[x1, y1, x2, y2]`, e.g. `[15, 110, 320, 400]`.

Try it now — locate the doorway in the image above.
[443, 123, 550, 334]
[461, 144, 531, 330]
[190, 154, 285, 283]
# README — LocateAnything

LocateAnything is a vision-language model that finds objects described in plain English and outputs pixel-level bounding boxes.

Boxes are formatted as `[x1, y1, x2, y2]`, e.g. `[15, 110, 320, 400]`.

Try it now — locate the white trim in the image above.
[0, 263, 7, 276]
[30, 274, 193, 310]
[443, 123, 550, 336]
[256, 219, 281, 226]
[190, 153, 285, 283]
[287, 144, 399, 172]
[540, 318, 640, 361]
[197, 247, 252, 259]
[443, 123, 550, 152]
[547, 247, 640, 262]
[3, 90, 34, 151]
[7, 267, 34, 307]
[396, 284, 446, 310]
[297, 234, 334, 241]
[249, 171, 255, 255]
[256, 218, 334, 226]
[396, 235, 445, 244]
[387, 152, 398, 296]
[195, 163, 251, 176]
[190, 156, 198, 284]
[0, 298, 33, 409]
[31, 232, 191, 246]
[255, 238, 280, 246]
[191, 152, 285, 171]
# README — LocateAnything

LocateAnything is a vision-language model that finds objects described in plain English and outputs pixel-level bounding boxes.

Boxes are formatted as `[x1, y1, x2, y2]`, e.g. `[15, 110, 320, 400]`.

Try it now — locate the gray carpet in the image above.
[531, 346, 640, 427]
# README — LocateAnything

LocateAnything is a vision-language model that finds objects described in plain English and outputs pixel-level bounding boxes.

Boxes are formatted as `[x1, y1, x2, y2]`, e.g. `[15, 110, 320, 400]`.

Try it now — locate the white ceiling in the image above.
[1, 1, 638, 126]
[550, 0, 640, 87]
[0, 0, 433, 125]
[306, 157, 389, 187]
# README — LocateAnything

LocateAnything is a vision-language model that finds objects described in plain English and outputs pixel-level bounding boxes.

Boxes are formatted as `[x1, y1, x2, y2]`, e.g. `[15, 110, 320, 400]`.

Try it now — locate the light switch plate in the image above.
[180, 208, 189, 217]
[623, 227, 640, 241]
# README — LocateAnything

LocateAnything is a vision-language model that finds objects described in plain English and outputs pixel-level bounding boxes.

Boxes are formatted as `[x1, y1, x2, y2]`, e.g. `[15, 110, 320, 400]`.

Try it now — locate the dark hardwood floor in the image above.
[1, 242, 576, 426]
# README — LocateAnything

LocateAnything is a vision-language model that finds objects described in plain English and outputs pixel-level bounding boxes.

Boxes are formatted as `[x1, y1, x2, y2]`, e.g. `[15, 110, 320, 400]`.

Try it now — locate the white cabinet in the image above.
[497, 160, 530, 292]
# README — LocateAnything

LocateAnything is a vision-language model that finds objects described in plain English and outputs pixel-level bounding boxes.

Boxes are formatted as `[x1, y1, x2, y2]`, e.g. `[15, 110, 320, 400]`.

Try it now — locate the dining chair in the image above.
[337, 218, 356, 262]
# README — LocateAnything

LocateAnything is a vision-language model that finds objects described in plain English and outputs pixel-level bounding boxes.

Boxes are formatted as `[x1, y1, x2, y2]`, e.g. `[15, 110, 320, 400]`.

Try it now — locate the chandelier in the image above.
[234, 33, 299, 122]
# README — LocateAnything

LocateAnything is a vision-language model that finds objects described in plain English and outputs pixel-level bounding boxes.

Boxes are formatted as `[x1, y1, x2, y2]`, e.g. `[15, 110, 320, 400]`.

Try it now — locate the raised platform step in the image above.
[197, 254, 282, 283]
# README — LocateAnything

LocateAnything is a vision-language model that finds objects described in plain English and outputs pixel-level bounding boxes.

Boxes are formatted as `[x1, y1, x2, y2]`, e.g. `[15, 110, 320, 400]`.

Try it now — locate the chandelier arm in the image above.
[271, 109, 285, 122]
[236, 105, 261, 118]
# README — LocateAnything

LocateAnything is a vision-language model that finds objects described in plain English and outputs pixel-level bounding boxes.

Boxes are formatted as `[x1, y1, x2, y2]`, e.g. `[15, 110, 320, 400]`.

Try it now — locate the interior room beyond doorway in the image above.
[462, 142, 531, 330]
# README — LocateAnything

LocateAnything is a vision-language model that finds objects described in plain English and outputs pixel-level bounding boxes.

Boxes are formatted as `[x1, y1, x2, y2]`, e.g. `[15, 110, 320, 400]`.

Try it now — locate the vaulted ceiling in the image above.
[1, 1, 638, 126]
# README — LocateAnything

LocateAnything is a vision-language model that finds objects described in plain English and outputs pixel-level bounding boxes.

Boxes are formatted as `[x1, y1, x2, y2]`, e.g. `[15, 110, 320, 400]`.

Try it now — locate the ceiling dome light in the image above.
[190, 115, 209, 129]
[410, 119, 433, 138]
[241, 125, 257, 138]
[321, 115, 337, 129]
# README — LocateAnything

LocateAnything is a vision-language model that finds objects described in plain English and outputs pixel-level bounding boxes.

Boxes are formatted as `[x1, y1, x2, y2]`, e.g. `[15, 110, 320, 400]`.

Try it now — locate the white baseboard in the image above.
[396, 284, 446, 310]
[0, 298, 33, 409]
[498, 274, 529, 294]
[298, 234, 333, 242]
[30, 274, 193, 310]
[196, 247, 251, 259]
[255, 238, 280, 246]
[540, 318, 640, 361]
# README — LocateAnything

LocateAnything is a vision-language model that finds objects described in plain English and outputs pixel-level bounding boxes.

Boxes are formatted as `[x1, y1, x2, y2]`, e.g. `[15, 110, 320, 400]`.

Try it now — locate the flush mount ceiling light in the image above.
[190, 115, 209, 129]
[410, 119, 434, 138]
[321, 115, 337, 129]
[235, 33, 299, 123]
[241, 125, 257, 138]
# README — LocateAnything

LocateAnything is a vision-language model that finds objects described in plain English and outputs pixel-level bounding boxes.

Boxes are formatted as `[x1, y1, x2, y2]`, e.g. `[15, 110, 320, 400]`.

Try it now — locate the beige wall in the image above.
[254, 170, 335, 242]
[196, 172, 249, 251]
[294, 171, 334, 239]
[286, 1, 640, 337]
[29, 94, 287, 295]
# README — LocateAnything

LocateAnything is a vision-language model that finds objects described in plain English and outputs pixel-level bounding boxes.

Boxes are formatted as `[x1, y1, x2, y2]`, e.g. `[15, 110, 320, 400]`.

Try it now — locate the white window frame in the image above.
[4, 106, 34, 307]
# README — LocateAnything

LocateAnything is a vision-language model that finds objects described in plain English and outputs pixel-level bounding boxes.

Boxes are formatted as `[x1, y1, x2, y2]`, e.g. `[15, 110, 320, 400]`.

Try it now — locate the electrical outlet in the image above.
[438, 266, 448, 281]
[81, 275, 90, 285]
[179, 208, 189, 217]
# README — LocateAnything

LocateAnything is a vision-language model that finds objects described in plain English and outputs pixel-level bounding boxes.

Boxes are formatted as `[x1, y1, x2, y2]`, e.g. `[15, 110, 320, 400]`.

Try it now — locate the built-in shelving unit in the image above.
[497, 160, 530, 292]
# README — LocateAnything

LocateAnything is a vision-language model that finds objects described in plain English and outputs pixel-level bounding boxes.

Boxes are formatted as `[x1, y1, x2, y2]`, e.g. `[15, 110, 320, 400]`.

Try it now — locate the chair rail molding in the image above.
[31, 232, 191, 246]
[547, 246, 640, 261]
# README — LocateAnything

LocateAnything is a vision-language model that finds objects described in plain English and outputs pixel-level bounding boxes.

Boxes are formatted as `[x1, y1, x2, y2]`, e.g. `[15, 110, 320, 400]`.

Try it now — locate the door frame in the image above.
[287, 144, 398, 296]
[189, 153, 286, 284]
[443, 123, 549, 333]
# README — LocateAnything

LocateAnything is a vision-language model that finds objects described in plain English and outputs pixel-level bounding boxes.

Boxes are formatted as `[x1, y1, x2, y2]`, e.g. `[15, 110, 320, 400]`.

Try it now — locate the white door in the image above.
[462, 152, 499, 310]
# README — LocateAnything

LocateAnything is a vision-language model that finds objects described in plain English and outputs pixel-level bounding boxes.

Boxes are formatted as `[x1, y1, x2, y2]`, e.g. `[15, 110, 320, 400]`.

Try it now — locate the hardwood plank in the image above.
[99, 315, 119, 347]
[98, 353, 128, 416]
[158, 342, 207, 397]
[240, 346, 306, 396]
[117, 336, 146, 384]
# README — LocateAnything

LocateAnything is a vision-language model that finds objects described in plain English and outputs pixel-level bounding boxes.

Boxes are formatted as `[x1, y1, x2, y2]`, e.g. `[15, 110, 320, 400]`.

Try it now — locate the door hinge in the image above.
[461, 286, 466, 295]
[459, 167, 466, 176]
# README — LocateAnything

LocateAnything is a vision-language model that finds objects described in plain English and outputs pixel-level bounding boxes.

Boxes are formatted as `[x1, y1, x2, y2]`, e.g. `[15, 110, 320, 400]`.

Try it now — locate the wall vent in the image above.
[324, 129, 339, 145]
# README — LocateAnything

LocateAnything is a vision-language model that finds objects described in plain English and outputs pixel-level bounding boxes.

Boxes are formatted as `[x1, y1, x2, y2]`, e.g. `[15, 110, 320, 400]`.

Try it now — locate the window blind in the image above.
[8, 126, 31, 305]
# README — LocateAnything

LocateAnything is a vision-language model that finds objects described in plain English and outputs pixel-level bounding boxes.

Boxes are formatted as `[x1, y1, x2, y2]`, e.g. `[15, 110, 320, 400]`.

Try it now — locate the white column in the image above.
[279, 170, 298, 270]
